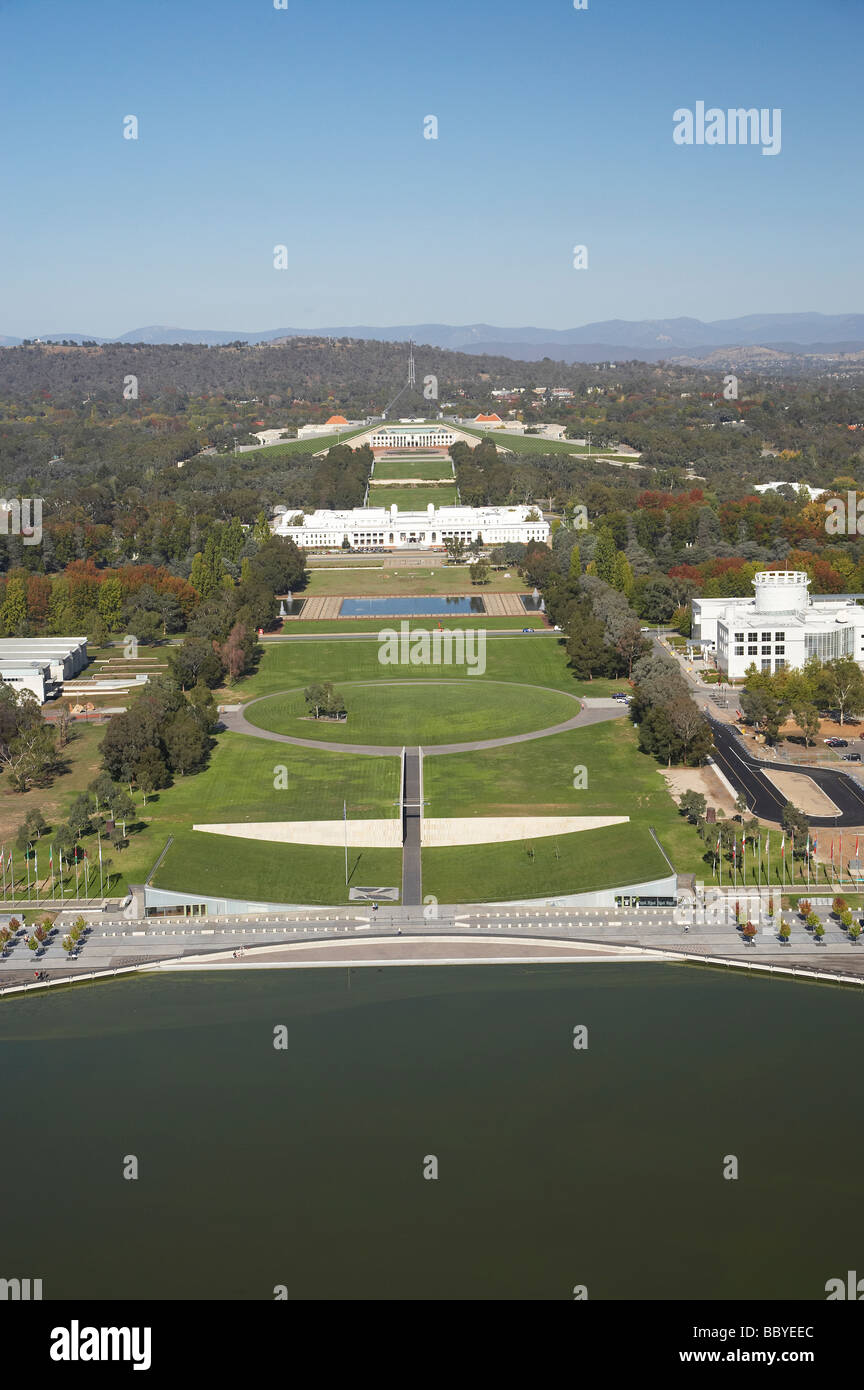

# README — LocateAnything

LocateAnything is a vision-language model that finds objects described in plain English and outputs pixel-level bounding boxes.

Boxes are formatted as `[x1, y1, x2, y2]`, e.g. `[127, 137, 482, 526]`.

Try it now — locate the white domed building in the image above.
[692, 571, 864, 678]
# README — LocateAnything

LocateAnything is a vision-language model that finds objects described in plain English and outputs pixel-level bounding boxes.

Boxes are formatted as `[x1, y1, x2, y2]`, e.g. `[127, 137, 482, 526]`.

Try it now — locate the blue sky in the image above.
[1, 0, 861, 335]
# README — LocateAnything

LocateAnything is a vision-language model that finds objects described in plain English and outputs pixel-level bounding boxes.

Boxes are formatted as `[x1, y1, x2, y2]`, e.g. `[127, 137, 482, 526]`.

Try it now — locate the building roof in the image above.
[325, 414, 349, 425]
[474, 413, 502, 423]
[276, 503, 546, 526]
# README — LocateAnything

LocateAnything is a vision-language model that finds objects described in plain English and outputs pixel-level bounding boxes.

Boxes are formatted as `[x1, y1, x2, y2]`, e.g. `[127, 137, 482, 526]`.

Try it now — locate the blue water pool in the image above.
[340, 596, 486, 616]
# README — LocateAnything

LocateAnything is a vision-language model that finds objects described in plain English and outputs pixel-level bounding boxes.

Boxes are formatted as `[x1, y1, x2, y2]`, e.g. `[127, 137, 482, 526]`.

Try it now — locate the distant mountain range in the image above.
[3, 313, 864, 365]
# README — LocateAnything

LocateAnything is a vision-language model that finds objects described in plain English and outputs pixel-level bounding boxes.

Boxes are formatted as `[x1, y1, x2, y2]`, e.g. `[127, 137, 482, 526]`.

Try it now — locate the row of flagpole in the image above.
[712, 826, 862, 889]
[0, 832, 105, 903]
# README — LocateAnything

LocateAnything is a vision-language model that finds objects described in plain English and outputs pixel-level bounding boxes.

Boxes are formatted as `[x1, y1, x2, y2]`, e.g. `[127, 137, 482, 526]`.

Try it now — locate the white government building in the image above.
[692, 571, 864, 678]
[0, 637, 88, 702]
[271, 502, 549, 550]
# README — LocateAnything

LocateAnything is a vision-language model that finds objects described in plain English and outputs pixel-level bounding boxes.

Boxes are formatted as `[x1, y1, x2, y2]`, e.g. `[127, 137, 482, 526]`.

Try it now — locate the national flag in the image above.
[780, 835, 785, 858]
[856, 836, 860, 858]
[830, 839, 834, 862]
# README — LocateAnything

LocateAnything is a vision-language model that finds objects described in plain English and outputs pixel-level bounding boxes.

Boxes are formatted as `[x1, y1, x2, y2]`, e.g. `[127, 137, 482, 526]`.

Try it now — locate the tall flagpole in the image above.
[757, 834, 762, 889]
[26, 845, 31, 901]
[767, 833, 771, 893]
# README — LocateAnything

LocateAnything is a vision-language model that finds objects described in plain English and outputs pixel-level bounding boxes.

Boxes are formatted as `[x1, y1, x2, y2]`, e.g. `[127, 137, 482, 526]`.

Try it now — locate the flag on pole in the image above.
[780, 835, 785, 858]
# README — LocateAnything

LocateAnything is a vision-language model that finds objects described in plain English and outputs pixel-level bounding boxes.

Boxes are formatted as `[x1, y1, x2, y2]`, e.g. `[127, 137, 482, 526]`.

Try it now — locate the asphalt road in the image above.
[6, 901, 864, 994]
[710, 718, 864, 827]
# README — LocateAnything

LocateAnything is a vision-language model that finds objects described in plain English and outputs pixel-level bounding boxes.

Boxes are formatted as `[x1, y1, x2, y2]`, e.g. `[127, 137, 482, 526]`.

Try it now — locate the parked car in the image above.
[824, 737, 849, 747]
[842, 753, 862, 761]
[521, 628, 535, 633]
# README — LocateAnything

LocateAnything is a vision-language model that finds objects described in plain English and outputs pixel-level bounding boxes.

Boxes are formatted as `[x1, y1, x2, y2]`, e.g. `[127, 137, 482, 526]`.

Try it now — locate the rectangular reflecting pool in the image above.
[340, 597, 486, 616]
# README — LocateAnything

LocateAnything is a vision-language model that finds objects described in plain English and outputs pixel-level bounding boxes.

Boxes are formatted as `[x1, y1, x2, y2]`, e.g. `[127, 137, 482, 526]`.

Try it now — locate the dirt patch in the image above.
[778, 715, 863, 742]
[661, 766, 736, 817]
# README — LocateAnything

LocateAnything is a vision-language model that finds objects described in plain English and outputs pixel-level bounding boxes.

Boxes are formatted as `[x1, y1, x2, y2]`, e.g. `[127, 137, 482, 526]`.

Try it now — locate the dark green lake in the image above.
[1, 963, 862, 1300]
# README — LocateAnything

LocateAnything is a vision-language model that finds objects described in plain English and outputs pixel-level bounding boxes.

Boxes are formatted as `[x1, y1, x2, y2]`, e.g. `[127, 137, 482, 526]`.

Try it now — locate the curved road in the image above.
[221, 681, 625, 756]
[710, 718, 864, 827]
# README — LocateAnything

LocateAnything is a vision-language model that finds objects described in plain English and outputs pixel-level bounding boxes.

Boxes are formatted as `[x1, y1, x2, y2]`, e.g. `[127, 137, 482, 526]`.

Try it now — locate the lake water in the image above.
[1, 963, 862, 1300]
[340, 597, 486, 616]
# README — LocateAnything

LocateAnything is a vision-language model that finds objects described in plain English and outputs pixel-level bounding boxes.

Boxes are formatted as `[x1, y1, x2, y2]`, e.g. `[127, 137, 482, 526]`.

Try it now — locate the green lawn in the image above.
[151, 831, 402, 906]
[372, 457, 454, 480]
[242, 428, 368, 458]
[368, 486, 458, 509]
[422, 824, 672, 903]
[456, 426, 644, 462]
[302, 566, 525, 596]
[236, 637, 620, 700]
[245, 680, 579, 745]
[71, 734, 400, 898]
[421, 718, 709, 892]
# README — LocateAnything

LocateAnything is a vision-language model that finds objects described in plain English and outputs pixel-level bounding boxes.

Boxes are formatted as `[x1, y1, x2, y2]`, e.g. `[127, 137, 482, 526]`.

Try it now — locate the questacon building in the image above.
[692, 570, 864, 678]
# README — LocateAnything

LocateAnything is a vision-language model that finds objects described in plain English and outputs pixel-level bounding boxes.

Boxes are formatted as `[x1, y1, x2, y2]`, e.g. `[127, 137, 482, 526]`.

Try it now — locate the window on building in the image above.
[735, 632, 744, 642]
[761, 659, 771, 671]
[775, 659, 786, 670]
[761, 632, 771, 642]
[762, 645, 771, 655]
[734, 646, 744, 656]
[775, 645, 784, 655]
[775, 632, 785, 641]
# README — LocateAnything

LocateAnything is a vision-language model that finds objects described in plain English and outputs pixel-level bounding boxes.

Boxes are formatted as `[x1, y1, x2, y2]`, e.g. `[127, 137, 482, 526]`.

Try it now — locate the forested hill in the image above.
[0, 337, 625, 403]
